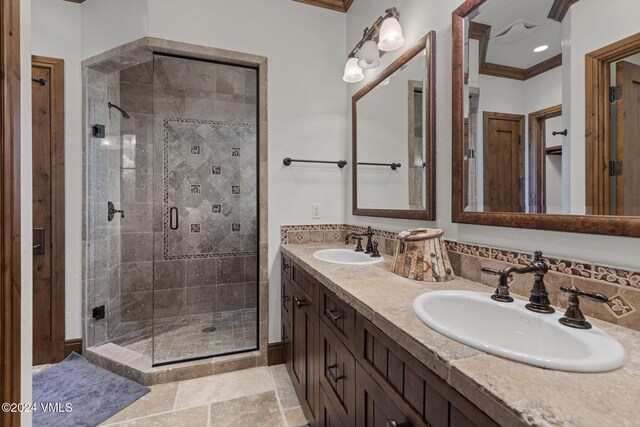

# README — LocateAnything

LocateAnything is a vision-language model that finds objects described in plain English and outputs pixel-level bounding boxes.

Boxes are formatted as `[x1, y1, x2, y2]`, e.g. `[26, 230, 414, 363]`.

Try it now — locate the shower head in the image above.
[108, 102, 131, 120]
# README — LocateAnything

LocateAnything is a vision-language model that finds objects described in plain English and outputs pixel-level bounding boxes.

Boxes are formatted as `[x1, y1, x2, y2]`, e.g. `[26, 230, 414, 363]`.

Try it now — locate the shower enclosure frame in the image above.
[81, 37, 269, 383]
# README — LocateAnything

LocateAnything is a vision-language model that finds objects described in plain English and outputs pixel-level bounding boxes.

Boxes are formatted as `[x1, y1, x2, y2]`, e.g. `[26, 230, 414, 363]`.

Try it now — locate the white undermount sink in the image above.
[313, 248, 384, 265]
[412, 290, 627, 372]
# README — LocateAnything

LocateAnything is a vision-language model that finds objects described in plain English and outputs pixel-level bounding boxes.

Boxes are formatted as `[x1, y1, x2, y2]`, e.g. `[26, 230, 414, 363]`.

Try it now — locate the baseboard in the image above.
[267, 341, 285, 366]
[64, 339, 83, 357]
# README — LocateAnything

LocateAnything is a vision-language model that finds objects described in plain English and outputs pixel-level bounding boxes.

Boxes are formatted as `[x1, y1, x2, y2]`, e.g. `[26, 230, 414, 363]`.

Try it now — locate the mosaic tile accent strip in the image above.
[282, 224, 640, 291]
[606, 295, 635, 317]
[163, 117, 258, 260]
[594, 265, 640, 289]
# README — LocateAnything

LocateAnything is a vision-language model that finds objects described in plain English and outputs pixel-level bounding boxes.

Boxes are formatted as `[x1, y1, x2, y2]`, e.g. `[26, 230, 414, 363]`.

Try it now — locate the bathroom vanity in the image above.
[280, 243, 640, 427]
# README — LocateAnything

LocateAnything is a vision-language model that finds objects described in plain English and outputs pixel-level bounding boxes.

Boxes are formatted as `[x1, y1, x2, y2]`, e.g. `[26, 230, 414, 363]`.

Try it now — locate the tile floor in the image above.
[34, 364, 308, 427]
[109, 308, 257, 364]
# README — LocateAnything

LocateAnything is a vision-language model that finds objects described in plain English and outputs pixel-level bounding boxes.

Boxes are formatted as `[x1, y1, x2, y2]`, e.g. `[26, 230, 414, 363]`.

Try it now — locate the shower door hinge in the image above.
[92, 305, 106, 320]
[609, 160, 623, 176]
[609, 85, 622, 103]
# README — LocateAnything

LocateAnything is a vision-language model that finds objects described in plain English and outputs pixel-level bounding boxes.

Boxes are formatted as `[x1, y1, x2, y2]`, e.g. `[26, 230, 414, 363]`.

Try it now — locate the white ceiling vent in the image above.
[492, 19, 541, 44]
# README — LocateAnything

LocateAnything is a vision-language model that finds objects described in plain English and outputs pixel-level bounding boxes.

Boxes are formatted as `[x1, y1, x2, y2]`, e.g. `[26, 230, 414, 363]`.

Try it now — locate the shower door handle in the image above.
[169, 207, 179, 230]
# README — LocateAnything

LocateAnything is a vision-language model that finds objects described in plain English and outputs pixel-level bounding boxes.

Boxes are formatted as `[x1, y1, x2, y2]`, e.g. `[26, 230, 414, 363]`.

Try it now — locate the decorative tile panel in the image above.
[547, 258, 592, 278]
[163, 117, 258, 260]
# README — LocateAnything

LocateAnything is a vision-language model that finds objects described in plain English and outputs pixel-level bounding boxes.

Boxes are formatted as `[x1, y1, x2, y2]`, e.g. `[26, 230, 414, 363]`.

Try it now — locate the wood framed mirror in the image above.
[353, 31, 436, 220]
[452, 0, 640, 237]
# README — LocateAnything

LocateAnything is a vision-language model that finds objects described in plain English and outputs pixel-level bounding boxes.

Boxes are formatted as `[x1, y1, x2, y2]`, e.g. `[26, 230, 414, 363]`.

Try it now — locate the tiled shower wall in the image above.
[83, 68, 123, 348]
[281, 224, 640, 332]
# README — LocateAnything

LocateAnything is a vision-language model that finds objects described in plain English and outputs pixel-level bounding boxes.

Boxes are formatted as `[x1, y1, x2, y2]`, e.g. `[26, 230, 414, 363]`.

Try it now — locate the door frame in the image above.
[1, 0, 22, 423]
[31, 55, 65, 363]
[528, 104, 562, 213]
[482, 111, 525, 212]
[585, 32, 640, 215]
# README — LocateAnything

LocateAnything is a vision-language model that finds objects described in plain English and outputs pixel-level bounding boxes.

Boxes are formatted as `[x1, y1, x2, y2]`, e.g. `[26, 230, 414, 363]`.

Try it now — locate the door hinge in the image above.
[609, 85, 622, 102]
[467, 149, 475, 159]
[609, 160, 623, 176]
[517, 177, 524, 189]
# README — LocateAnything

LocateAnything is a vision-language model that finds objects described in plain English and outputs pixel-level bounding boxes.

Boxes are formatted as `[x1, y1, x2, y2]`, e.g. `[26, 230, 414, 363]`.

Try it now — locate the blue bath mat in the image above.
[32, 352, 149, 427]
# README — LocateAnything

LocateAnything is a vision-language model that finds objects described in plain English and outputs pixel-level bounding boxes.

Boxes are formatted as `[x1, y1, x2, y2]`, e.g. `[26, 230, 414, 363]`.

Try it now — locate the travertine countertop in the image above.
[282, 243, 640, 427]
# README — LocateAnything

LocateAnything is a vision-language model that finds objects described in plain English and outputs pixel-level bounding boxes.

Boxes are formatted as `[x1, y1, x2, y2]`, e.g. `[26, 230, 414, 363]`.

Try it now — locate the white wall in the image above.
[20, 0, 32, 423]
[80, 0, 148, 59]
[346, 0, 640, 277]
[31, 0, 83, 340]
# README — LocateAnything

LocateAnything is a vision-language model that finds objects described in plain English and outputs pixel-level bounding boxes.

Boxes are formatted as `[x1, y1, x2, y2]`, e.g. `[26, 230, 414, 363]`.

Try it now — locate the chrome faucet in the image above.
[491, 251, 554, 313]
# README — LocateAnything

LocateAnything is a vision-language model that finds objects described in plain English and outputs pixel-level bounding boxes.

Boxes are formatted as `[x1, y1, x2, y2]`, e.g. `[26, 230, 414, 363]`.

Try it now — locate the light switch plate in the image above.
[312, 204, 320, 219]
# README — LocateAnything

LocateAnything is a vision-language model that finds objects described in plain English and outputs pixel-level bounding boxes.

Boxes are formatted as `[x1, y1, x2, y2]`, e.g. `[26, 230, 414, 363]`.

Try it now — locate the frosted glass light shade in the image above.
[357, 40, 381, 69]
[378, 16, 405, 51]
[343, 57, 364, 83]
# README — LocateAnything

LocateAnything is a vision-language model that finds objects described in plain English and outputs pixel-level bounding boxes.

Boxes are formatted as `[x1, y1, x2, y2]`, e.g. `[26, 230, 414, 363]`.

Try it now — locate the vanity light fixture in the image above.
[534, 45, 549, 53]
[358, 40, 381, 69]
[343, 7, 404, 83]
[343, 57, 364, 83]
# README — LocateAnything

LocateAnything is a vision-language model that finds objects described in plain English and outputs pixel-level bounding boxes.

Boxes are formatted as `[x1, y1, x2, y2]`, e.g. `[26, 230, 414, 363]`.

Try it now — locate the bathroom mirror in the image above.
[353, 32, 436, 220]
[452, 0, 640, 237]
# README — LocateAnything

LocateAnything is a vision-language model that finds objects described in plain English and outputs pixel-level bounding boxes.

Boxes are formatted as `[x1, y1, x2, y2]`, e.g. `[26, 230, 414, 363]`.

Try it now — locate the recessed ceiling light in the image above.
[534, 45, 549, 53]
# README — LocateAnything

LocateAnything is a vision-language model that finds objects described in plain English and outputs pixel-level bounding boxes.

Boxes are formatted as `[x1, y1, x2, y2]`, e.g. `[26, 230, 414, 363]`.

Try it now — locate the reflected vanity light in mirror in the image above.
[343, 57, 364, 83]
[534, 45, 549, 53]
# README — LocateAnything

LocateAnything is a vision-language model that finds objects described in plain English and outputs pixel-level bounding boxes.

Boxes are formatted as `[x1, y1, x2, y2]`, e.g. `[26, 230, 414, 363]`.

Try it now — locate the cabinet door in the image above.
[355, 362, 412, 427]
[291, 285, 321, 421]
[320, 388, 349, 427]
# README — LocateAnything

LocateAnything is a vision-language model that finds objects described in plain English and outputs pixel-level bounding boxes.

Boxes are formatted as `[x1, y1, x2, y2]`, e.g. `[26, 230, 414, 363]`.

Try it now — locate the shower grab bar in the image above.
[169, 207, 179, 230]
[283, 157, 347, 169]
[357, 162, 402, 170]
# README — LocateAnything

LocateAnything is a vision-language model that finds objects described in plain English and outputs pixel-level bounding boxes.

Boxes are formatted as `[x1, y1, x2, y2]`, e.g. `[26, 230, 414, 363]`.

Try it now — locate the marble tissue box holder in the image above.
[391, 228, 455, 282]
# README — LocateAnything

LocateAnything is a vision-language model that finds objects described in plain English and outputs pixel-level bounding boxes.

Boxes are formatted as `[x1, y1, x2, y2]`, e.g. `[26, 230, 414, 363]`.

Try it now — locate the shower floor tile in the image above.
[109, 308, 257, 364]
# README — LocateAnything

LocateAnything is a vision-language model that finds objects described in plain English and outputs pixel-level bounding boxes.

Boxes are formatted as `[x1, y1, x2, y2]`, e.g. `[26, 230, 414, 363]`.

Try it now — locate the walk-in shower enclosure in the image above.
[82, 39, 267, 373]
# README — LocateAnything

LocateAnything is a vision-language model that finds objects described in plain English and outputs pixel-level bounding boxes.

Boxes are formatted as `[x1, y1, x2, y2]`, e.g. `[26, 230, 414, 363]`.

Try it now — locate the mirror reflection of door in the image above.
[528, 105, 562, 214]
[614, 60, 640, 216]
[482, 111, 525, 212]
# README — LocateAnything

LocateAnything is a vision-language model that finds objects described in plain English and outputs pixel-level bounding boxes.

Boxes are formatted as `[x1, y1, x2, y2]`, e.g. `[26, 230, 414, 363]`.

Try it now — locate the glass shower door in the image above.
[152, 54, 259, 366]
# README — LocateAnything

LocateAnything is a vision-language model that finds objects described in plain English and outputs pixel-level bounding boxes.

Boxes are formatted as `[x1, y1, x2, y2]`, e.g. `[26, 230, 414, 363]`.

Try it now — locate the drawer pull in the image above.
[282, 261, 291, 271]
[294, 297, 308, 309]
[386, 420, 410, 427]
[325, 308, 342, 323]
[325, 364, 344, 382]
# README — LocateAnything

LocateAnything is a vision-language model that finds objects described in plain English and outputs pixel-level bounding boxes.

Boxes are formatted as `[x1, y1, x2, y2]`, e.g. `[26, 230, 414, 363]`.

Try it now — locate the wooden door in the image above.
[482, 112, 525, 212]
[31, 56, 65, 365]
[615, 61, 640, 216]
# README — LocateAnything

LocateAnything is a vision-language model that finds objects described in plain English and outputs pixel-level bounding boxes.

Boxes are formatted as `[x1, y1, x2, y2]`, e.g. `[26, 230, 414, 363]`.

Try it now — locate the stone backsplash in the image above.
[281, 224, 640, 332]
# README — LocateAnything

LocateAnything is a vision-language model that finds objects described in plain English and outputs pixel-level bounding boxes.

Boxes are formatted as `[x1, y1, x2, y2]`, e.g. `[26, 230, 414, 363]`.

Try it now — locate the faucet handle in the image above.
[352, 237, 364, 252]
[559, 286, 608, 329]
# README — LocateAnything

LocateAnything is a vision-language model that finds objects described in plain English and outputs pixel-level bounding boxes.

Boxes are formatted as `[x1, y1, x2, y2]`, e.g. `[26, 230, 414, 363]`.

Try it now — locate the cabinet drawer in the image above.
[321, 287, 356, 349]
[282, 253, 292, 281]
[320, 320, 356, 427]
[282, 276, 293, 325]
[292, 263, 319, 312]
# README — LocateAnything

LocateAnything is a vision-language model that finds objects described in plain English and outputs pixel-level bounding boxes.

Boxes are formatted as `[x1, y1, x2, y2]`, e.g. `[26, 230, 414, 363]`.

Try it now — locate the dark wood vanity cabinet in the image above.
[282, 255, 500, 427]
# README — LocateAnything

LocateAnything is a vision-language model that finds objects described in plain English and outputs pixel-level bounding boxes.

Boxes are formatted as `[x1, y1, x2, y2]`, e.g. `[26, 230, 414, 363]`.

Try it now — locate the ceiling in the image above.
[472, 0, 562, 69]
[293, 0, 354, 13]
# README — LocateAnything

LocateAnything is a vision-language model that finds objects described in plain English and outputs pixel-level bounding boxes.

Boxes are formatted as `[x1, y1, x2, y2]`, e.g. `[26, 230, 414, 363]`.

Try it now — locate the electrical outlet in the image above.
[312, 204, 321, 219]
